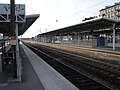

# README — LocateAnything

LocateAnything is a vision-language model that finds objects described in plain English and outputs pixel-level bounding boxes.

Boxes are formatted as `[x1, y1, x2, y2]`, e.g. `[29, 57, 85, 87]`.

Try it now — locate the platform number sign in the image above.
[0, 4, 25, 22]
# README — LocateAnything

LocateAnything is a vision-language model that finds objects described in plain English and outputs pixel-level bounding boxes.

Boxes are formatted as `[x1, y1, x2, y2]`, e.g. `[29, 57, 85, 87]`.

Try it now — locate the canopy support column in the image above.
[112, 24, 116, 50]
[16, 23, 21, 82]
[78, 32, 80, 45]
[60, 34, 63, 43]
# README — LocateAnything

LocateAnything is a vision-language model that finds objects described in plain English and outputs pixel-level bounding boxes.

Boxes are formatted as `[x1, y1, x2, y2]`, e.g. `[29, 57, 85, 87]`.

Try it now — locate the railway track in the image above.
[29, 43, 120, 80]
[23, 42, 115, 90]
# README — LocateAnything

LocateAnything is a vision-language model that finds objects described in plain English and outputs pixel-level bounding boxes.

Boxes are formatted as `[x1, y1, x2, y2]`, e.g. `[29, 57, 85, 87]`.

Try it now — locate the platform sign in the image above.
[10, 36, 16, 45]
[0, 4, 25, 22]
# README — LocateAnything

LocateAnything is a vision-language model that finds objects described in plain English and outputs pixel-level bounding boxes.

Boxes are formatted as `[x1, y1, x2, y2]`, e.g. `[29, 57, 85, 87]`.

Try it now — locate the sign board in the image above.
[10, 36, 16, 45]
[10, 40, 16, 45]
[0, 4, 25, 22]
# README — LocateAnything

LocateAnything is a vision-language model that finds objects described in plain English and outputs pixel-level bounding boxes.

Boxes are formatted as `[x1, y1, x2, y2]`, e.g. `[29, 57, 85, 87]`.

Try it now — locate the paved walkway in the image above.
[0, 45, 45, 90]
[22, 42, 79, 90]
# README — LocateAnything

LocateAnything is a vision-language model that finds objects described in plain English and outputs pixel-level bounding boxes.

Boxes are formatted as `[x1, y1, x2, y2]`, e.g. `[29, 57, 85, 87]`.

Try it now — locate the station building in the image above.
[99, 2, 120, 47]
[99, 2, 120, 20]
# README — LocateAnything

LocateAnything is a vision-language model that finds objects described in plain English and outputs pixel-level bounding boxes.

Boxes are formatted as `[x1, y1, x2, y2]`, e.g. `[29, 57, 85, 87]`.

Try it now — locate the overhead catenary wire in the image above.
[61, 0, 88, 14]
[58, 0, 108, 22]
[40, 0, 50, 11]
[46, 0, 62, 13]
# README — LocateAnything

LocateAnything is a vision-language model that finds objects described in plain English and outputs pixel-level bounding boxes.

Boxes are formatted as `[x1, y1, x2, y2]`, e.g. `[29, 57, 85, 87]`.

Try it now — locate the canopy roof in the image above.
[19, 14, 39, 35]
[0, 14, 39, 36]
[40, 17, 120, 35]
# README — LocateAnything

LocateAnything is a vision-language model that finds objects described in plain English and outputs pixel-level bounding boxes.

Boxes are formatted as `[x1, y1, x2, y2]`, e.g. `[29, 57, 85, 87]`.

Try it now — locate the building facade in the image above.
[99, 2, 120, 20]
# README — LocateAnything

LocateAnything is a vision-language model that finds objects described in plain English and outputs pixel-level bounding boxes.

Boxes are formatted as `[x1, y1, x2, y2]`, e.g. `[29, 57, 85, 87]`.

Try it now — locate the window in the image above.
[108, 14, 110, 18]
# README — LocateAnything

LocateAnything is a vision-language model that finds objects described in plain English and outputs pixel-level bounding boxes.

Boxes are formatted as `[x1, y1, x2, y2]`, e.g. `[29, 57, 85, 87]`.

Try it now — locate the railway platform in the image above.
[0, 42, 78, 90]
[0, 43, 45, 90]
[27, 41, 120, 62]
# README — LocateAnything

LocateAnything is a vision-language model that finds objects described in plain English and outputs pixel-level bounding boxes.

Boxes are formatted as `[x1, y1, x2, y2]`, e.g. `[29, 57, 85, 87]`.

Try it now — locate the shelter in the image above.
[0, 14, 39, 36]
[38, 17, 120, 50]
[0, 13, 39, 81]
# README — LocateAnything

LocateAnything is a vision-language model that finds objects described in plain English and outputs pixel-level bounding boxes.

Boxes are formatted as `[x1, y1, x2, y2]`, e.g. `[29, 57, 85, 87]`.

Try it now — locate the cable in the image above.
[40, 0, 50, 10]
[59, 0, 108, 21]
[62, 0, 88, 14]
[77, 0, 108, 14]
[47, 0, 62, 13]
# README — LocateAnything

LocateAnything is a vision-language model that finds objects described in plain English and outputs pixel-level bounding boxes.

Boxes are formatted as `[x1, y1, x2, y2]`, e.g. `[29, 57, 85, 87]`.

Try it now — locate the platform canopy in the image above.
[0, 14, 39, 36]
[40, 17, 120, 35]
[18, 14, 39, 35]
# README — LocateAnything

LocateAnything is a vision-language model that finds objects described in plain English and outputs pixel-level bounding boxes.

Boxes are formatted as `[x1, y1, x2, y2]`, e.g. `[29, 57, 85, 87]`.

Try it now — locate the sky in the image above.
[0, 0, 120, 38]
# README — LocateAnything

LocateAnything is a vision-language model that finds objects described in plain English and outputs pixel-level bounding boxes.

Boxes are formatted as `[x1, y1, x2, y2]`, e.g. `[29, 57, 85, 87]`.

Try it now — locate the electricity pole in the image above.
[10, 0, 15, 35]
[10, 0, 17, 78]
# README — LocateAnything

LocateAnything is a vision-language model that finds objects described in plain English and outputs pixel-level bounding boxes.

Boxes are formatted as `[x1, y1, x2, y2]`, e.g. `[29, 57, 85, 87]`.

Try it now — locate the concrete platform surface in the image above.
[0, 44, 45, 90]
[29, 41, 120, 61]
[21, 43, 79, 90]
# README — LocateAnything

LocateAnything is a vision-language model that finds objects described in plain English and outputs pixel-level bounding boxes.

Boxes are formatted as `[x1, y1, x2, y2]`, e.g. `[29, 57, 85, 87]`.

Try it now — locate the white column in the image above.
[60, 34, 62, 43]
[112, 24, 116, 50]
[78, 32, 80, 45]
[16, 23, 21, 82]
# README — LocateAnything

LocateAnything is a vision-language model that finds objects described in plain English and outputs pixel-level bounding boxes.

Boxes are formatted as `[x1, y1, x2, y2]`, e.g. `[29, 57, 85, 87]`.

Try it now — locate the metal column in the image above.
[1, 34, 5, 72]
[60, 34, 62, 44]
[52, 35, 55, 43]
[78, 32, 80, 45]
[16, 23, 21, 82]
[10, 0, 17, 78]
[112, 24, 116, 50]
[91, 30, 94, 47]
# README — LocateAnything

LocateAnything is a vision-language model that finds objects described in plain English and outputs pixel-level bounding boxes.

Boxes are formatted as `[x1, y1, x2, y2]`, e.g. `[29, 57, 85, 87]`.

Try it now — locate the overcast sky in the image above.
[0, 0, 120, 38]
